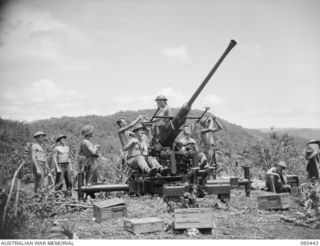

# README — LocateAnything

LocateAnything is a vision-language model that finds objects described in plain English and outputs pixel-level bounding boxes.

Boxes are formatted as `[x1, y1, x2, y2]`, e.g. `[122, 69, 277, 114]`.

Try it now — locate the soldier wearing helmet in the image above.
[31, 131, 50, 193]
[124, 123, 164, 177]
[153, 95, 172, 136]
[53, 134, 73, 195]
[199, 115, 223, 168]
[303, 140, 320, 180]
[79, 125, 100, 186]
[176, 124, 208, 169]
[266, 161, 291, 193]
[116, 115, 144, 148]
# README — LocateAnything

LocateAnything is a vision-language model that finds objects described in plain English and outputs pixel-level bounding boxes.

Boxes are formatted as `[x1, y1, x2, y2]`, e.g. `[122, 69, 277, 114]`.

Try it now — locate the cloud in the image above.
[2, 79, 76, 104]
[196, 94, 224, 108]
[0, 2, 97, 70]
[0, 79, 83, 121]
[162, 45, 191, 63]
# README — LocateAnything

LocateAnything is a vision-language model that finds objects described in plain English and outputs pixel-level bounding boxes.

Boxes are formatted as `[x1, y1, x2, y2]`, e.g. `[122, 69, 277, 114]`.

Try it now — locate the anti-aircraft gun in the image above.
[78, 40, 251, 201]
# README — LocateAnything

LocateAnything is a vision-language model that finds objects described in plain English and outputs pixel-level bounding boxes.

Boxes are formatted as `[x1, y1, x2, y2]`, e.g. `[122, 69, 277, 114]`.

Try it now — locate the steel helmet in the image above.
[304, 143, 320, 160]
[155, 95, 168, 101]
[80, 125, 94, 136]
[33, 131, 46, 138]
[55, 134, 67, 142]
[277, 161, 287, 169]
[132, 123, 145, 132]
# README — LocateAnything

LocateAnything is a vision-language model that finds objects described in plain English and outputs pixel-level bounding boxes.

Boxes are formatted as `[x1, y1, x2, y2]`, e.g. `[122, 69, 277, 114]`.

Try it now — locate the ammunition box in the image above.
[174, 208, 213, 230]
[124, 217, 164, 234]
[204, 184, 231, 195]
[286, 175, 299, 187]
[257, 193, 291, 210]
[163, 185, 188, 198]
[93, 198, 127, 223]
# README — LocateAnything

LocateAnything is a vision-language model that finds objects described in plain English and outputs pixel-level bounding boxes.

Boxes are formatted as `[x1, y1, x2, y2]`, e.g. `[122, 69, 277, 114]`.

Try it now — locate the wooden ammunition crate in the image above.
[286, 175, 299, 187]
[124, 217, 164, 234]
[163, 185, 188, 198]
[257, 193, 291, 210]
[174, 208, 213, 230]
[205, 184, 231, 195]
[93, 198, 127, 223]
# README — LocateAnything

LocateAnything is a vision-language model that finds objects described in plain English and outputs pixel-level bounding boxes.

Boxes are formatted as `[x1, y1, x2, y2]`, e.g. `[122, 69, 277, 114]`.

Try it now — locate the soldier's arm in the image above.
[266, 168, 279, 177]
[200, 118, 214, 134]
[83, 139, 99, 155]
[52, 147, 61, 173]
[118, 115, 143, 134]
[31, 145, 41, 175]
[200, 117, 223, 134]
[282, 173, 288, 185]
[212, 116, 223, 132]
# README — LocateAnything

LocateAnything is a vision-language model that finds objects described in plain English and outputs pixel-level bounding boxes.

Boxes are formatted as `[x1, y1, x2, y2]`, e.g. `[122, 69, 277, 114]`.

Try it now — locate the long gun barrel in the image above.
[159, 40, 237, 147]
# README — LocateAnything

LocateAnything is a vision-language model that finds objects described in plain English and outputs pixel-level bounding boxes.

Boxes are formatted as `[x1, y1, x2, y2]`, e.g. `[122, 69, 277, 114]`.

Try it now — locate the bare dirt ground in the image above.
[15, 187, 319, 240]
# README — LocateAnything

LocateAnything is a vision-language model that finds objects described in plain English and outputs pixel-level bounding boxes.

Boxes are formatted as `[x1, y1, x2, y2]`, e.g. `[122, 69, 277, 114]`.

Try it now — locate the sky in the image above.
[0, 0, 319, 129]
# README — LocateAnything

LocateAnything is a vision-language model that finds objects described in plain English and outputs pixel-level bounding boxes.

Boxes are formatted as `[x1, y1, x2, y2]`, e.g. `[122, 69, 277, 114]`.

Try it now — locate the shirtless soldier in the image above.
[199, 116, 223, 167]
[31, 131, 50, 193]
[117, 115, 144, 148]
[53, 134, 73, 195]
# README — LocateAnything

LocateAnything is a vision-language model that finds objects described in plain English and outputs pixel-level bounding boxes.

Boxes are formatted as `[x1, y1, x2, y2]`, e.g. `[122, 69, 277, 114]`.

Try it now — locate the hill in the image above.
[0, 109, 312, 186]
[25, 108, 309, 180]
[258, 128, 320, 142]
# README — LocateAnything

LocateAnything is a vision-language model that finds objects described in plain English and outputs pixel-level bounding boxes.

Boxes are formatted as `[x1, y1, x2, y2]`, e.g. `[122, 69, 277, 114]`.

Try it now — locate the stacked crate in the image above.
[93, 198, 127, 223]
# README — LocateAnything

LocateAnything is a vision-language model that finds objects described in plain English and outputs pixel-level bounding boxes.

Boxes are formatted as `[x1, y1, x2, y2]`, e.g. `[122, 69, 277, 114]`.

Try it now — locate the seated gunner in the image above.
[124, 123, 164, 176]
[176, 124, 208, 169]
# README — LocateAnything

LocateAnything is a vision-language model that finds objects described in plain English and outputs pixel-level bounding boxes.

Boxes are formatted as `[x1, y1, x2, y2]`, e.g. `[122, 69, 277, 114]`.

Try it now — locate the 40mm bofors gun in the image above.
[79, 40, 251, 201]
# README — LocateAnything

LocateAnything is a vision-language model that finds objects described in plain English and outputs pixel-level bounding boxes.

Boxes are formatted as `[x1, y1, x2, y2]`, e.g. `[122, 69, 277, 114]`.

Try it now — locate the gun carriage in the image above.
[78, 40, 251, 202]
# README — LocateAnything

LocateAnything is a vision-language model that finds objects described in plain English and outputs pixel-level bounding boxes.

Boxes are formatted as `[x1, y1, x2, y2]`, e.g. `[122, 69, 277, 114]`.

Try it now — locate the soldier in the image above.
[266, 161, 291, 193]
[53, 134, 72, 195]
[176, 124, 208, 169]
[199, 116, 223, 167]
[31, 131, 50, 193]
[117, 115, 144, 148]
[124, 123, 164, 176]
[79, 125, 100, 185]
[303, 140, 320, 180]
[153, 95, 172, 136]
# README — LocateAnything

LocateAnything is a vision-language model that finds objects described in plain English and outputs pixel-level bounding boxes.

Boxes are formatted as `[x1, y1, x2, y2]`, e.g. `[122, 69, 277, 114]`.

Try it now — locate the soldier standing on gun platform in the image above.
[199, 116, 223, 168]
[53, 134, 73, 196]
[117, 115, 144, 148]
[31, 131, 50, 193]
[117, 115, 144, 176]
[152, 95, 172, 136]
[79, 125, 100, 186]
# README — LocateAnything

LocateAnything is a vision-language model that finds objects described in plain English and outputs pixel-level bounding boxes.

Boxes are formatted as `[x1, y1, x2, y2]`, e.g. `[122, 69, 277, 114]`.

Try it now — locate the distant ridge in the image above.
[257, 128, 320, 141]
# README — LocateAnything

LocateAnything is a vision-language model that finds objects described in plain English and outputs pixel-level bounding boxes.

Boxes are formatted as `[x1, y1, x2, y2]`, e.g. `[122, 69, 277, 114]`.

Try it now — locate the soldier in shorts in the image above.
[53, 134, 73, 195]
[31, 131, 50, 193]
[199, 116, 223, 167]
